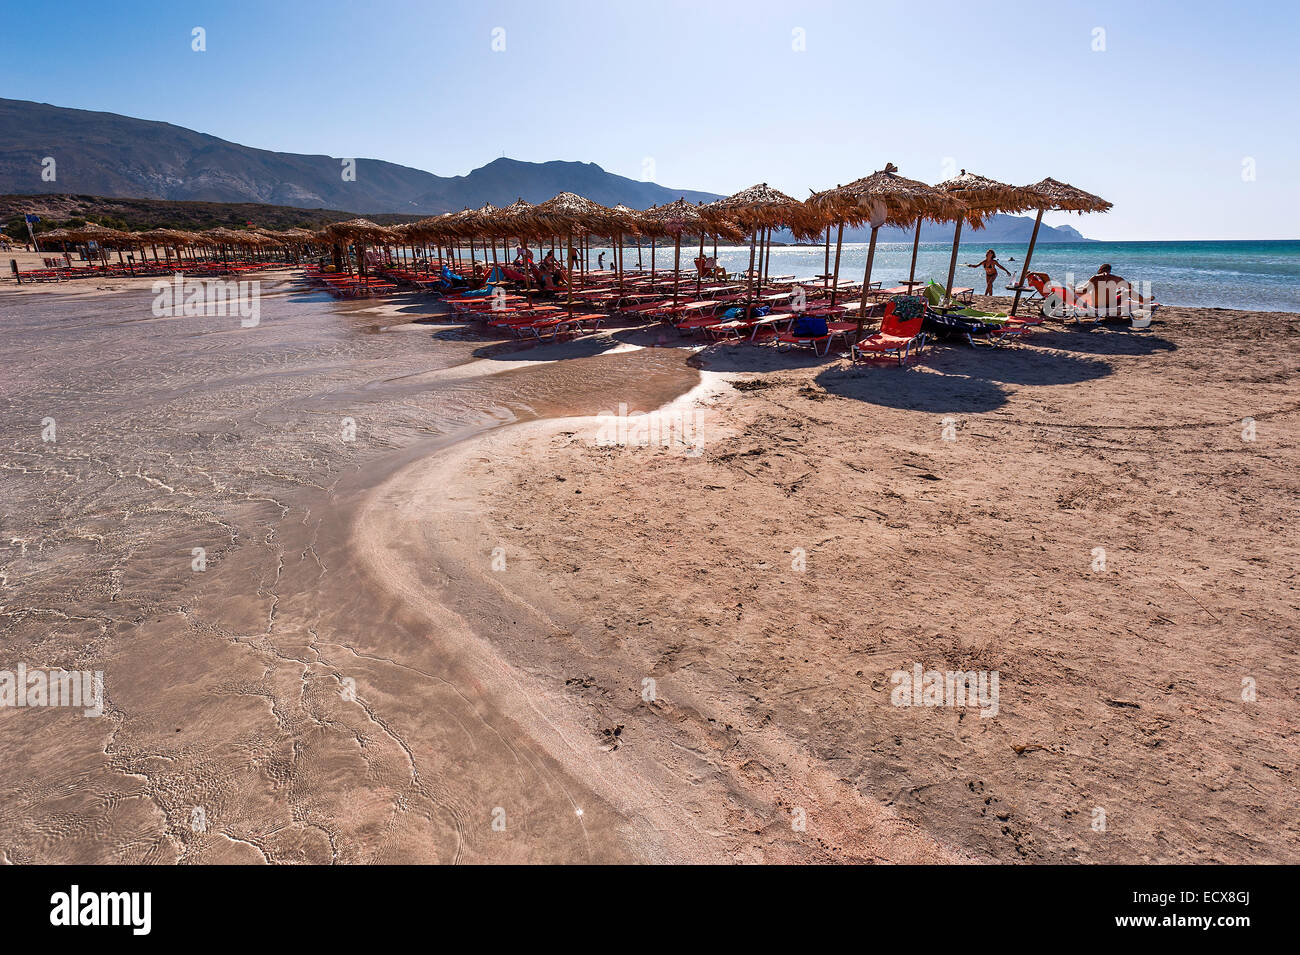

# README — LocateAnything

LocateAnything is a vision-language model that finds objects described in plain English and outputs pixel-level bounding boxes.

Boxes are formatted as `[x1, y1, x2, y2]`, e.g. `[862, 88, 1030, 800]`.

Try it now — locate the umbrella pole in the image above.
[745, 230, 757, 308]
[823, 227, 830, 289]
[944, 218, 964, 303]
[759, 227, 769, 287]
[697, 232, 704, 295]
[855, 226, 880, 342]
[672, 234, 681, 306]
[1011, 208, 1045, 316]
[830, 221, 844, 307]
[650, 239, 656, 282]
[908, 215, 922, 288]
[566, 232, 575, 319]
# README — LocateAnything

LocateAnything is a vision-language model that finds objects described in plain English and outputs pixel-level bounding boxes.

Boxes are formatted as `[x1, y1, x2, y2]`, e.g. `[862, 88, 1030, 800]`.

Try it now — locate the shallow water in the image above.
[0, 277, 702, 862]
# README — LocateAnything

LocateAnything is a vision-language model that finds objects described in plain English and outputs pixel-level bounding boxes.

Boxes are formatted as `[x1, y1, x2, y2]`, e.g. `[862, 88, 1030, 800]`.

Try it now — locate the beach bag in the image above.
[791, 315, 828, 337]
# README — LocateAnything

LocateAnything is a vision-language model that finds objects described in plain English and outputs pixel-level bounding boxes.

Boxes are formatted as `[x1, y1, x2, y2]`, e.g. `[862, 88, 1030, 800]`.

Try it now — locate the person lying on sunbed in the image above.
[1085, 264, 1154, 311]
[965, 249, 1011, 296]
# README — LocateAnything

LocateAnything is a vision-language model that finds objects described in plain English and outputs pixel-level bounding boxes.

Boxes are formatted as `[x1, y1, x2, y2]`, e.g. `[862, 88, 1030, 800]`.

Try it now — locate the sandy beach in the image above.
[1, 274, 1296, 863]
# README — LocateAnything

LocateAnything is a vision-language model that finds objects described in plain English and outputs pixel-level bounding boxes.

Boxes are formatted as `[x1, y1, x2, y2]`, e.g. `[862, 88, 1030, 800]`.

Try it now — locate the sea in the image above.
[585, 239, 1300, 313]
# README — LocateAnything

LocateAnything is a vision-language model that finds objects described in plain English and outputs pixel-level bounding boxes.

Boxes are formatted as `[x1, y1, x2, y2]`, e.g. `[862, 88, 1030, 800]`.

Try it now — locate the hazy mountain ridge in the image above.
[0, 98, 1087, 241]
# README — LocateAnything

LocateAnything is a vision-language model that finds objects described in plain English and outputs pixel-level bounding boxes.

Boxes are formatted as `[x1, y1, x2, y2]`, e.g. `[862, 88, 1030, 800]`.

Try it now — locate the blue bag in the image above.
[792, 315, 828, 337]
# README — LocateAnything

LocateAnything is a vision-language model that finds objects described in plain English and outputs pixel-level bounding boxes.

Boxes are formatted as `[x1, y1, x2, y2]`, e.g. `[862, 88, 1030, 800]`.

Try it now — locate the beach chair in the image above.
[851, 297, 928, 366]
[775, 316, 830, 356]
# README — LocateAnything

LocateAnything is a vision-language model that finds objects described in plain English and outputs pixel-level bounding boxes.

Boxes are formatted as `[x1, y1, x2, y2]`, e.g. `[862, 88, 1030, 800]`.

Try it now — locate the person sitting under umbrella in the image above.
[965, 249, 1011, 296]
[540, 250, 567, 290]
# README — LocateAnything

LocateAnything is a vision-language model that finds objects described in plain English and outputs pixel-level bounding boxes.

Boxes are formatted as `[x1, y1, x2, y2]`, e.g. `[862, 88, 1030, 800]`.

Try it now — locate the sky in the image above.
[2, 0, 1297, 240]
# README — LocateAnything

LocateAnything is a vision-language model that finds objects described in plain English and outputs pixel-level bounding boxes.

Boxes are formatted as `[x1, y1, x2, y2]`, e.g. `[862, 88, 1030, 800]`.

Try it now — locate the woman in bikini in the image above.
[965, 249, 1011, 296]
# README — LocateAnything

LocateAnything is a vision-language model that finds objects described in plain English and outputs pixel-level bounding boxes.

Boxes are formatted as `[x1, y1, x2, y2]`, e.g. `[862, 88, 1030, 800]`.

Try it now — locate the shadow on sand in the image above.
[1033, 322, 1178, 357]
[810, 338, 1119, 414]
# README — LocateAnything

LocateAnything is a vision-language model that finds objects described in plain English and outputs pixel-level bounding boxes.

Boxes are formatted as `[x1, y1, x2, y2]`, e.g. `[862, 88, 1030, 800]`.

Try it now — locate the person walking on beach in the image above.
[965, 249, 1011, 296]
[598, 251, 605, 270]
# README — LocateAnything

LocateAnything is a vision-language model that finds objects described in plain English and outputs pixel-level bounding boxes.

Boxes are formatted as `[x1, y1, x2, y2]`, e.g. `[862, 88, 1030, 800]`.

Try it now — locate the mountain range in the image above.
[0, 98, 1088, 243]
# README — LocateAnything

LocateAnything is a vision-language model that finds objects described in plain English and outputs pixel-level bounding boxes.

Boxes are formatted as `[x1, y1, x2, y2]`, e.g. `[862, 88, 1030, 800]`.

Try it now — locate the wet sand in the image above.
[1, 275, 1294, 863]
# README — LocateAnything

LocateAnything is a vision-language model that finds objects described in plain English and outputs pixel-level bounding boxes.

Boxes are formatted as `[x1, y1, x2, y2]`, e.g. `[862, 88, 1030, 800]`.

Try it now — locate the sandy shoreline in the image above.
[1, 277, 1296, 863]
[462, 299, 1300, 862]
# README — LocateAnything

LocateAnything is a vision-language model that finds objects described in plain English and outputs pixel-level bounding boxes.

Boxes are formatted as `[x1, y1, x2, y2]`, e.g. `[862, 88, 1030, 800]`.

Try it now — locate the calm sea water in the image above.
[588, 239, 1300, 313]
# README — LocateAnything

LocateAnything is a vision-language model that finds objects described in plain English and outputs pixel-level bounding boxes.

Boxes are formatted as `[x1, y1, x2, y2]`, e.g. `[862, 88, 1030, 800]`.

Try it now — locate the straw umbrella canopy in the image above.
[323, 218, 395, 275]
[488, 199, 536, 261]
[641, 199, 711, 305]
[1010, 178, 1112, 315]
[525, 192, 620, 315]
[810, 164, 967, 338]
[203, 227, 269, 248]
[29, 227, 77, 253]
[607, 203, 643, 288]
[469, 202, 499, 265]
[135, 228, 200, 264]
[275, 227, 320, 244]
[65, 222, 133, 246]
[936, 170, 1042, 303]
[38, 222, 133, 266]
[703, 183, 808, 308]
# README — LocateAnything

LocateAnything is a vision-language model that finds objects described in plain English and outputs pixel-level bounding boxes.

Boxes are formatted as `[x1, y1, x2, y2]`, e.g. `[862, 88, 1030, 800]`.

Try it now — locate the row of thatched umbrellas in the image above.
[313, 167, 1109, 331]
[29, 165, 1110, 332]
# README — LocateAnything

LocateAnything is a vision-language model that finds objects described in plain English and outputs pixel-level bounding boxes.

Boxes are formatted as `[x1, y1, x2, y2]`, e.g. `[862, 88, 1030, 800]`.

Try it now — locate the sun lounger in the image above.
[851, 299, 928, 366]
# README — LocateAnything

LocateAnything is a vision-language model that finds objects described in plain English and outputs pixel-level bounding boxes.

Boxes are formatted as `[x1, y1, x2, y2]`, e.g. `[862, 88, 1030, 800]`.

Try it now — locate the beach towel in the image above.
[922, 311, 1002, 342]
[889, 294, 925, 319]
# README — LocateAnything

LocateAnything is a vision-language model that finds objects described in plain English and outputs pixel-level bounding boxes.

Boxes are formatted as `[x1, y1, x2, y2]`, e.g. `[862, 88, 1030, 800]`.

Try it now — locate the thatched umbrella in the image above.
[810, 164, 966, 339]
[702, 183, 808, 309]
[1010, 178, 1112, 315]
[400, 214, 452, 267]
[641, 199, 708, 306]
[40, 222, 133, 267]
[323, 218, 395, 276]
[135, 228, 199, 265]
[489, 199, 535, 265]
[608, 203, 643, 288]
[936, 170, 1041, 303]
[469, 202, 499, 267]
[528, 192, 618, 317]
[66, 222, 133, 246]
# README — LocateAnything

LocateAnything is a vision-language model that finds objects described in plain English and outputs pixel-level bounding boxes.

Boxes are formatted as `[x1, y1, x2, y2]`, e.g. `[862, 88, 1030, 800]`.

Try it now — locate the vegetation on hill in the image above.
[0, 193, 419, 241]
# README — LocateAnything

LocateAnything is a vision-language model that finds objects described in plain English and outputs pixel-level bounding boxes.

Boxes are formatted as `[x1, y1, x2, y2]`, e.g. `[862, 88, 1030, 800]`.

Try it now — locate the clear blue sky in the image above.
[3, 0, 1297, 239]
